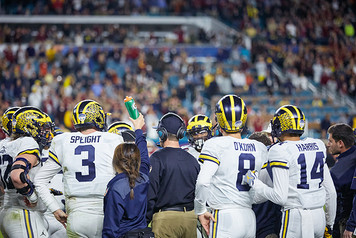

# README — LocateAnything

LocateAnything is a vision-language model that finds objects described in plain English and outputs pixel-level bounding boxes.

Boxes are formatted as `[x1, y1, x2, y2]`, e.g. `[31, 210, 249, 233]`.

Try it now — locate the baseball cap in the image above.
[155, 112, 184, 135]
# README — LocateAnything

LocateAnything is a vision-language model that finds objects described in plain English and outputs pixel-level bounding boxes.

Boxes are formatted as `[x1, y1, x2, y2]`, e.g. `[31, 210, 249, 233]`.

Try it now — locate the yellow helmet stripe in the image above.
[82, 101, 94, 116]
[240, 97, 245, 122]
[219, 100, 231, 131]
[230, 95, 236, 130]
[291, 105, 301, 129]
[281, 107, 296, 129]
[74, 102, 82, 124]
[114, 124, 132, 130]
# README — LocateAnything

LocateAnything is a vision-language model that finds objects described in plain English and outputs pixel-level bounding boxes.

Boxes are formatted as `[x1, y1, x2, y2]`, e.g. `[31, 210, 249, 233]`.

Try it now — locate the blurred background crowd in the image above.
[0, 0, 356, 142]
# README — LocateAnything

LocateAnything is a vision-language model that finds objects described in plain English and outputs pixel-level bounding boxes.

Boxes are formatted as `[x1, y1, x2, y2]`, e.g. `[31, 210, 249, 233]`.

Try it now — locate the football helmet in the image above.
[12, 107, 54, 150]
[53, 126, 63, 136]
[215, 95, 247, 133]
[271, 105, 305, 138]
[1, 107, 20, 136]
[187, 114, 212, 151]
[72, 100, 107, 131]
[108, 121, 135, 142]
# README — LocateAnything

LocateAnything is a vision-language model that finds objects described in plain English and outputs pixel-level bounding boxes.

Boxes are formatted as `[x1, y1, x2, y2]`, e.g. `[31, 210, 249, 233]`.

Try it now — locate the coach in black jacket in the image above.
[146, 112, 200, 237]
[328, 123, 356, 238]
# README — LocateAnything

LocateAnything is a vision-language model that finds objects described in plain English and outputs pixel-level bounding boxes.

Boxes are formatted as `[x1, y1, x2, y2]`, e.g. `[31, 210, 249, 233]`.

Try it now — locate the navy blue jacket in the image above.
[346, 168, 356, 232]
[102, 129, 150, 238]
[330, 146, 356, 236]
[146, 147, 200, 223]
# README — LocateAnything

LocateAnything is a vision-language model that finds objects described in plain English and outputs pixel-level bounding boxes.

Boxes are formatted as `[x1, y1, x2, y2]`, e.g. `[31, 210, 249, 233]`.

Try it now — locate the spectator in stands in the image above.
[321, 114, 332, 139]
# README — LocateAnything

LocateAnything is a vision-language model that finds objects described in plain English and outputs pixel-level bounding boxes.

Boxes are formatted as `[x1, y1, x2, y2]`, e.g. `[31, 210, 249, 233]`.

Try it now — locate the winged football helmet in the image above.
[108, 121, 136, 142]
[271, 105, 305, 138]
[72, 100, 107, 131]
[12, 106, 54, 150]
[187, 114, 212, 151]
[1, 107, 20, 136]
[215, 95, 247, 133]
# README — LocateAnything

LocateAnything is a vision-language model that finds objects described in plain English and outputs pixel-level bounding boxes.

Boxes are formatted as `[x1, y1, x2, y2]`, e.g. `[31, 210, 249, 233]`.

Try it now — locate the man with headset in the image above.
[146, 112, 200, 238]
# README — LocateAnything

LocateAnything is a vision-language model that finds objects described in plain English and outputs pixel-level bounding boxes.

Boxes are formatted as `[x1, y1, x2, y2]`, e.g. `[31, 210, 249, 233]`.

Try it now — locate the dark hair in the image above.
[113, 143, 141, 200]
[76, 125, 97, 132]
[249, 132, 272, 146]
[328, 123, 354, 148]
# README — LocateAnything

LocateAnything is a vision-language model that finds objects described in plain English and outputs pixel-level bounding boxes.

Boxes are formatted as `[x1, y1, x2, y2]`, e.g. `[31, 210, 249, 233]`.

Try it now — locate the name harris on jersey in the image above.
[70, 135, 102, 144]
[295, 142, 319, 152]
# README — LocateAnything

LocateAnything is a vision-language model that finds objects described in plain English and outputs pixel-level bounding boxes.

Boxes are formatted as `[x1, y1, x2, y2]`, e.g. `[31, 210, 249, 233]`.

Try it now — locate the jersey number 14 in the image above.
[297, 152, 324, 189]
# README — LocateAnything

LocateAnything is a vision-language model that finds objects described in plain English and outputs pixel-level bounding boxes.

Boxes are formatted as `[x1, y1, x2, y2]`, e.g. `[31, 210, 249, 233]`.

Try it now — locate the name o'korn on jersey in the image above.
[234, 142, 256, 152]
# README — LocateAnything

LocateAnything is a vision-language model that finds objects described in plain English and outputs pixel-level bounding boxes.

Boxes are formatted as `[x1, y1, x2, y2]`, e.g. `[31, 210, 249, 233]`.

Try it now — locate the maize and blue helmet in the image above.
[72, 100, 107, 131]
[1, 107, 20, 136]
[12, 106, 54, 150]
[187, 114, 212, 151]
[215, 95, 247, 133]
[108, 121, 135, 142]
[271, 105, 305, 138]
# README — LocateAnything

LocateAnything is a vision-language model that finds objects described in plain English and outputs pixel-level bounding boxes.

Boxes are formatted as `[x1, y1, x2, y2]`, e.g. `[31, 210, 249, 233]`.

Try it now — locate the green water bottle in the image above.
[124, 96, 140, 119]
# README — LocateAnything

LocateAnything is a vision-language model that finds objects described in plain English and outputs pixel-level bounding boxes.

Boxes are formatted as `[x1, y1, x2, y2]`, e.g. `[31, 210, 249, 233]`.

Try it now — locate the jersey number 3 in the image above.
[297, 152, 324, 189]
[75, 145, 96, 182]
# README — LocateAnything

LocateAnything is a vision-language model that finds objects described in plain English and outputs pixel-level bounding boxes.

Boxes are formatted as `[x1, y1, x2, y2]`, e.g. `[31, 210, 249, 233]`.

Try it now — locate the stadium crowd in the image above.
[0, 0, 356, 139]
[1, 2, 356, 238]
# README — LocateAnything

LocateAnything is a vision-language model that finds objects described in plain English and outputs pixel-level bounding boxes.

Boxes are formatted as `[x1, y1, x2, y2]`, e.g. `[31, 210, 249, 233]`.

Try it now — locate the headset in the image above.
[156, 112, 186, 142]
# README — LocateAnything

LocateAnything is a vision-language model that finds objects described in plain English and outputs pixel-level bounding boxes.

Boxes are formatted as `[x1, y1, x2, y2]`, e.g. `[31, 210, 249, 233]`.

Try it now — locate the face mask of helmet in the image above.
[35, 121, 54, 151]
[189, 129, 210, 152]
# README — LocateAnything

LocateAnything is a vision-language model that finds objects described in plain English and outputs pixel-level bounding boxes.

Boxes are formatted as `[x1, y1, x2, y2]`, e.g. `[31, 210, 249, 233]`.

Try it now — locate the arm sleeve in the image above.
[102, 189, 125, 238]
[253, 167, 289, 205]
[194, 160, 219, 215]
[194, 139, 220, 215]
[135, 129, 150, 176]
[146, 153, 160, 223]
[252, 145, 290, 206]
[322, 164, 337, 227]
[34, 156, 62, 213]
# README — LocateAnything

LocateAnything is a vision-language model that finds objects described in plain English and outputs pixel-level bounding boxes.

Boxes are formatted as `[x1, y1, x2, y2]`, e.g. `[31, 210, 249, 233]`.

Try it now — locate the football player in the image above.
[194, 95, 268, 237]
[41, 126, 66, 238]
[243, 105, 337, 238]
[34, 100, 124, 238]
[184, 114, 213, 161]
[0, 107, 19, 201]
[1, 106, 54, 238]
[108, 121, 136, 142]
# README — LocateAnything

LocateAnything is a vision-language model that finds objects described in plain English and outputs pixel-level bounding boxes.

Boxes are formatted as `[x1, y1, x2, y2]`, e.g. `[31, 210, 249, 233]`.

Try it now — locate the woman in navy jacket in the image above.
[102, 114, 152, 238]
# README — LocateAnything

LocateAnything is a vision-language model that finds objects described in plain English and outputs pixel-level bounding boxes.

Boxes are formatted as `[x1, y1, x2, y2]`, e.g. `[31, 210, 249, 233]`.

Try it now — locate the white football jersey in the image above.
[182, 144, 201, 163]
[268, 138, 328, 209]
[49, 131, 123, 198]
[195, 136, 268, 214]
[1, 136, 46, 211]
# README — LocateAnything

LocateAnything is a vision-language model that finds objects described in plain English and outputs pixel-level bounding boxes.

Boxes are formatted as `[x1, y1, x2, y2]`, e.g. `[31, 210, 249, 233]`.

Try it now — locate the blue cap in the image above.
[155, 113, 184, 135]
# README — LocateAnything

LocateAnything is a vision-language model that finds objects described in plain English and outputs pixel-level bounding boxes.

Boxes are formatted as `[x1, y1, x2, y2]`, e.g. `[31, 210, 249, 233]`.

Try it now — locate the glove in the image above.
[324, 225, 332, 238]
[242, 170, 257, 187]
